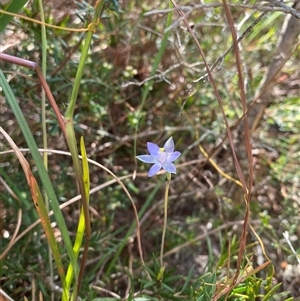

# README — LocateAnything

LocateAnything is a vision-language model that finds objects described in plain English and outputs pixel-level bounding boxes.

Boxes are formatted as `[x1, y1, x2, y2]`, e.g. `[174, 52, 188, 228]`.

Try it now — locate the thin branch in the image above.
[121, 62, 202, 88]
[270, 0, 300, 19]
[144, 2, 300, 19]
[194, 11, 268, 82]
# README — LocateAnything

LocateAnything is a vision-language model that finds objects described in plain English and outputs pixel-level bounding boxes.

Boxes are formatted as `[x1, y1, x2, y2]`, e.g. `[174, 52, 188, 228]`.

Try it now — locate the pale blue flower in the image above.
[136, 137, 181, 177]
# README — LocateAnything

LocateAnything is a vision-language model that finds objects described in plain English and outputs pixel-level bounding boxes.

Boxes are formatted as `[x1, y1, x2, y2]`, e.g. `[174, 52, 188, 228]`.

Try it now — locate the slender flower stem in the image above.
[160, 172, 171, 268]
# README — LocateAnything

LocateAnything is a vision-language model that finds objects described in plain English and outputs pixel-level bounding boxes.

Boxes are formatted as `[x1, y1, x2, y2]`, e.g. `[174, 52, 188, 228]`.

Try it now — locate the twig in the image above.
[91, 286, 121, 299]
[144, 3, 300, 19]
[194, 11, 268, 82]
[283, 231, 300, 264]
[121, 62, 203, 88]
[271, 0, 300, 19]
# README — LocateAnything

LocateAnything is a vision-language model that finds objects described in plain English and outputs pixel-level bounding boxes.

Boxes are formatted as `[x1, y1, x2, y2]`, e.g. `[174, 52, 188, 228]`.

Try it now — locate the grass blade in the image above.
[0, 0, 29, 32]
[0, 127, 66, 291]
[0, 69, 79, 287]
[64, 137, 90, 300]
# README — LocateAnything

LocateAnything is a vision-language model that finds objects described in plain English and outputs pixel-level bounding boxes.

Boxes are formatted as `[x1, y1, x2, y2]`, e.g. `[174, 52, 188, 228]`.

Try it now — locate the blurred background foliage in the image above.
[0, 0, 299, 300]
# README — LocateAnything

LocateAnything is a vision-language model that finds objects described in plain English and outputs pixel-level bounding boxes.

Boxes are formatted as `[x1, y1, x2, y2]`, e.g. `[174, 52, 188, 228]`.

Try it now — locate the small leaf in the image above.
[162, 282, 175, 293]
[156, 266, 165, 282]
[143, 265, 156, 278]
[143, 281, 156, 289]
[181, 264, 195, 293]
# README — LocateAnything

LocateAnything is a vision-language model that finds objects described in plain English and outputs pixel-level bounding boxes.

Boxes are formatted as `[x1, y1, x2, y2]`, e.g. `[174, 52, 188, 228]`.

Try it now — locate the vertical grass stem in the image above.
[160, 172, 171, 268]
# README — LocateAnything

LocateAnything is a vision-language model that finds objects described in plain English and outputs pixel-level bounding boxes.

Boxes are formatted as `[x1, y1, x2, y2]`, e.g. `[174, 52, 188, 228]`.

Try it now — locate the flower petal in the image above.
[136, 155, 156, 164]
[162, 162, 176, 174]
[147, 142, 159, 157]
[157, 151, 167, 164]
[164, 137, 174, 153]
[148, 163, 162, 177]
[166, 151, 181, 163]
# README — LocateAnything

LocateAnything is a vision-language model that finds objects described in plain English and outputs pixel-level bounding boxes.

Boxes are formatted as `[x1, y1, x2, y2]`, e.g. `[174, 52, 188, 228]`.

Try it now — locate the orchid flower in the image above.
[136, 137, 181, 177]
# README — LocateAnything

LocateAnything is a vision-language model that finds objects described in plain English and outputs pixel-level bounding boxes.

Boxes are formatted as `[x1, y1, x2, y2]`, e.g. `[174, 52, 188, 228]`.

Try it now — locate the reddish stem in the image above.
[0, 52, 66, 137]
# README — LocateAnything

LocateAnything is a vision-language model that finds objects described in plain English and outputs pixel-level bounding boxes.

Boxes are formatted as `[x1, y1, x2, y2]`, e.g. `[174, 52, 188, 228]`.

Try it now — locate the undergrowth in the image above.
[0, 0, 299, 300]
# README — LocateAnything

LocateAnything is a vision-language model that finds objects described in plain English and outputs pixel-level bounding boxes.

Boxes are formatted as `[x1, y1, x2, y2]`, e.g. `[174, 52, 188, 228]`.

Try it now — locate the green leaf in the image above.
[261, 282, 282, 301]
[64, 136, 91, 298]
[143, 265, 156, 279]
[143, 281, 156, 289]
[0, 0, 29, 32]
[180, 264, 195, 293]
[162, 282, 175, 293]
[0, 69, 79, 287]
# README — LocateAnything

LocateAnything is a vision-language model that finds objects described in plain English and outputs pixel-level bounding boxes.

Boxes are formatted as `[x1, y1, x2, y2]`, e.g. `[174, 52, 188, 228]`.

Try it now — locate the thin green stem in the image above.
[38, 3, 47, 170]
[160, 172, 171, 268]
[63, 1, 105, 299]
[65, 1, 104, 119]
[38, 1, 55, 300]
[105, 179, 164, 276]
